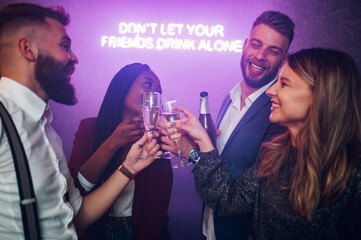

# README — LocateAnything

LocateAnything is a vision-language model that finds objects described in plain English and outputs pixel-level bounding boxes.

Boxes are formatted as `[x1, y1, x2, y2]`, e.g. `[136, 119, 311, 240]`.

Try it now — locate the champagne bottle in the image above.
[199, 91, 217, 147]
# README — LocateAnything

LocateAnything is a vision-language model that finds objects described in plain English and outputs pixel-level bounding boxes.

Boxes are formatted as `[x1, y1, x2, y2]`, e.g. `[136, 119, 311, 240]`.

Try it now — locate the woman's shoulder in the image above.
[72, 117, 98, 143]
[356, 157, 361, 173]
[79, 117, 97, 126]
[351, 157, 361, 192]
[78, 117, 97, 132]
[354, 156, 361, 173]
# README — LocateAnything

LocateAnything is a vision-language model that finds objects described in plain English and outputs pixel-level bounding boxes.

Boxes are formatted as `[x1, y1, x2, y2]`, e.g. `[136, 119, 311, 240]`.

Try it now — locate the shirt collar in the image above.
[229, 82, 242, 110]
[0, 77, 49, 122]
[229, 76, 277, 109]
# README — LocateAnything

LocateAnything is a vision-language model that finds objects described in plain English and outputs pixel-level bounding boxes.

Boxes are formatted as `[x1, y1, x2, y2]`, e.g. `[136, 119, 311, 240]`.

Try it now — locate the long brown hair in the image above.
[258, 48, 361, 219]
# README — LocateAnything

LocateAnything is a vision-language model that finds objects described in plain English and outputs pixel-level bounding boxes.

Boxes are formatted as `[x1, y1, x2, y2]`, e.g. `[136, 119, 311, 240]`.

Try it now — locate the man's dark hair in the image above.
[0, 3, 70, 37]
[252, 11, 295, 46]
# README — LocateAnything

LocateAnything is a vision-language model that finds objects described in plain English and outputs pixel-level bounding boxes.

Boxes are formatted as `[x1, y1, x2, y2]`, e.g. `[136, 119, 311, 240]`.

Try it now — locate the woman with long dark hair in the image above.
[173, 48, 361, 239]
[68, 63, 172, 240]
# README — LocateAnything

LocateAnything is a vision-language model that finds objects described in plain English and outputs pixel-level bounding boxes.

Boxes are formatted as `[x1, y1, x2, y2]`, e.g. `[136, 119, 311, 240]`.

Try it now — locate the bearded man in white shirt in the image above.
[0, 3, 161, 239]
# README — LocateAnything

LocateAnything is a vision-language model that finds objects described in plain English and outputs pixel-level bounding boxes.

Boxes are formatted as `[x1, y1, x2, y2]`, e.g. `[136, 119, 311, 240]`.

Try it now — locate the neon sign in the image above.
[101, 22, 243, 53]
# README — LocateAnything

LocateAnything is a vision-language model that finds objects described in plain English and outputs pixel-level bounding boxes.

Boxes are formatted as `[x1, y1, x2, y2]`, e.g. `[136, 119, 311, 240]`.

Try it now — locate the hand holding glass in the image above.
[162, 97, 191, 168]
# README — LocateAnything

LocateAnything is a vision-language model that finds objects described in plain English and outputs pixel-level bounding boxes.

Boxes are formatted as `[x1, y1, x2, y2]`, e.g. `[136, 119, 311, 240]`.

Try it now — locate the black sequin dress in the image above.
[193, 148, 361, 240]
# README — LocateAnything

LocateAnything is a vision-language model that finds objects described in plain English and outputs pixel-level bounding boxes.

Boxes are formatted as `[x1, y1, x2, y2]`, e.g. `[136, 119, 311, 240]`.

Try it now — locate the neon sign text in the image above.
[101, 22, 243, 53]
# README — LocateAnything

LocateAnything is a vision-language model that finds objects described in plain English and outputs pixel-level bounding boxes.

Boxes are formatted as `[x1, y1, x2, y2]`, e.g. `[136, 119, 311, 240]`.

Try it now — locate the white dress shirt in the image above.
[0, 77, 82, 239]
[203, 79, 275, 239]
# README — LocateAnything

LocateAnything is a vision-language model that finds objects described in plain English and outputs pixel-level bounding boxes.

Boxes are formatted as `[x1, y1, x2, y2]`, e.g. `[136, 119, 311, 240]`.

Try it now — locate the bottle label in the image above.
[200, 97, 210, 114]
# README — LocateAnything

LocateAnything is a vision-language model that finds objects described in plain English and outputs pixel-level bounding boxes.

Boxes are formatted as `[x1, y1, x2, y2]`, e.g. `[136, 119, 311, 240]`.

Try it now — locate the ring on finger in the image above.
[136, 141, 143, 148]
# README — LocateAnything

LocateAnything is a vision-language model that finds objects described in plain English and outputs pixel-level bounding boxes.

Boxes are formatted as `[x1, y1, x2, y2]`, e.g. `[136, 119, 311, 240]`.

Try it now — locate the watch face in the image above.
[188, 149, 200, 163]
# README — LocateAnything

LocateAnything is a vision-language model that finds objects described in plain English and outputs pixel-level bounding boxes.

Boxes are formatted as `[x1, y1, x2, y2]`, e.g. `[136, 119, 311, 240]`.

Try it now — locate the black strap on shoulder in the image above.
[0, 102, 41, 240]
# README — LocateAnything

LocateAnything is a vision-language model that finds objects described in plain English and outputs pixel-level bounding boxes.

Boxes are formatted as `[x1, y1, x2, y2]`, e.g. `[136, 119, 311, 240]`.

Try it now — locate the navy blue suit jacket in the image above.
[213, 90, 285, 240]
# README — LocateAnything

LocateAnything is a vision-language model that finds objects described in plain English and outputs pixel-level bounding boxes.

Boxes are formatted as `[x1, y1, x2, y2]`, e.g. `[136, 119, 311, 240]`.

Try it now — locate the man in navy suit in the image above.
[202, 11, 294, 240]
[160, 10, 294, 240]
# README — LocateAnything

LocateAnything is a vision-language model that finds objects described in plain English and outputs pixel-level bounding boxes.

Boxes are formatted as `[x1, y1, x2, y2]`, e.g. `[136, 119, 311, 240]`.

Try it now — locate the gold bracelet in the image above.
[118, 164, 135, 180]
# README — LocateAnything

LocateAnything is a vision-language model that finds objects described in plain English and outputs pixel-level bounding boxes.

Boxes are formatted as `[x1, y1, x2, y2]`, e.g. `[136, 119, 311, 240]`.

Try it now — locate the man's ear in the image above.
[18, 38, 36, 61]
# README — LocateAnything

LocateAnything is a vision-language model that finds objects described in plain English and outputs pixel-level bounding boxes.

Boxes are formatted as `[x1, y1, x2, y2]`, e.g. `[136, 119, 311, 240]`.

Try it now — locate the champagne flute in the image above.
[140, 92, 161, 158]
[161, 97, 191, 168]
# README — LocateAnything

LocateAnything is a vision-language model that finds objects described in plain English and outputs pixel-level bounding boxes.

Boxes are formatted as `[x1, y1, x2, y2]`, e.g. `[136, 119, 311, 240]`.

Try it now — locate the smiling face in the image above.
[123, 69, 161, 117]
[241, 23, 289, 89]
[266, 62, 313, 137]
[34, 17, 79, 105]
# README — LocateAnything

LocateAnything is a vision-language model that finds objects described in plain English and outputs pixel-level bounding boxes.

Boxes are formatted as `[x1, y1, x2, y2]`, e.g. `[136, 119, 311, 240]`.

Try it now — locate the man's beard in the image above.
[35, 53, 77, 105]
[240, 54, 281, 89]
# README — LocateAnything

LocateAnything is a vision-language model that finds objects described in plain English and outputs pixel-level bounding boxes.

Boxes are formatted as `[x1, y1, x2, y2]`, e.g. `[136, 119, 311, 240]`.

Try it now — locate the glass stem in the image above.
[177, 149, 182, 162]
[147, 131, 153, 142]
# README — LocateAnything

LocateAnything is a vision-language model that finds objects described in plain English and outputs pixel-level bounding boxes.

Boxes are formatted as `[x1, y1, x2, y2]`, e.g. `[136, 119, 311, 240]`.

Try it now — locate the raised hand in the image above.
[109, 116, 145, 148]
[173, 107, 215, 153]
[123, 132, 163, 175]
[159, 124, 197, 159]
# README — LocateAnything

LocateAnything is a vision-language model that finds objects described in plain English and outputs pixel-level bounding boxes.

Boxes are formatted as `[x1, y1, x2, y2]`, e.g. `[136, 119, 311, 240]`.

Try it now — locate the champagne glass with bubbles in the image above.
[140, 92, 161, 158]
[161, 96, 191, 168]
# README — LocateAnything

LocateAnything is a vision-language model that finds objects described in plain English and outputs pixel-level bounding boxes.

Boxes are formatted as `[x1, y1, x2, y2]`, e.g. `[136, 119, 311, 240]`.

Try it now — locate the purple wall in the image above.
[1, 0, 360, 239]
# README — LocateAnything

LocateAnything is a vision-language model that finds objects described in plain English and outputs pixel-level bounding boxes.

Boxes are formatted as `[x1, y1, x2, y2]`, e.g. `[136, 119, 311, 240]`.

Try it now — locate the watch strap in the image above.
[118, 164, 135, 180]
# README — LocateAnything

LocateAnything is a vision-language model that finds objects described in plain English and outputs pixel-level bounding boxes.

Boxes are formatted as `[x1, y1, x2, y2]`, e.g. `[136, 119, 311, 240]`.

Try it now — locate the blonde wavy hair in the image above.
[258, 48, 361, 220]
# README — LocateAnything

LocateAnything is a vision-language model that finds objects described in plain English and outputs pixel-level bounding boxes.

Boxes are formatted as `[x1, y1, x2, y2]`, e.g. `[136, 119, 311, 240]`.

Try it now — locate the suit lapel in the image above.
[221, 92, 270, 155]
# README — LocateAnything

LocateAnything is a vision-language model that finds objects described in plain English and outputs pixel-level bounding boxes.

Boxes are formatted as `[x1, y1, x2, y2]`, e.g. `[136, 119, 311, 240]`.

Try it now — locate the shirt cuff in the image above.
[77, 172, 96, 192]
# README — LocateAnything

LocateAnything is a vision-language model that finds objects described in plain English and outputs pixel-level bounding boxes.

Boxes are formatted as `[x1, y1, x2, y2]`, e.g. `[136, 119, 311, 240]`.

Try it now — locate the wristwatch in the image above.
[188, 148, 200, 164]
